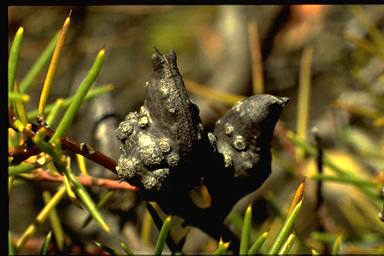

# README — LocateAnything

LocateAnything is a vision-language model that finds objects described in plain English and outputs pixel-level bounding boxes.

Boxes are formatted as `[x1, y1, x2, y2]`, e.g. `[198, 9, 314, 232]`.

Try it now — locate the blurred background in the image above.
[8, 5, 384, 254]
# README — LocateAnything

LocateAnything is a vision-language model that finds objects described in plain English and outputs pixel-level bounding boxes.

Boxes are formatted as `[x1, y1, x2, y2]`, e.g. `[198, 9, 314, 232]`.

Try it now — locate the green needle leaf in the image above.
[31, 132, 111, 233]
[311, 232, 338, 244]
[43, 191, 65, 251]
[9, 232, 15, 255]
[93, 241, 118, 256]
[268, 199, 303, 254]
[332, 235, 342, 255]
[8, 27, 24, 93]
[15, 186, 66, 251]
[50, 49, 105, 142]
[13, 84, 29, 125]
[310, 174, 376, 188]
[154, 215, 172, 255]
[9, 162, 48, 176]
[287, 131, 381, 206]
[248, 231, 268, 254]
[120, 241, 134, 255]
[9, 92, 30, 102]
[65, 168, 111, 233]
[296, 46, 313, 161]
[38, 15, 71, 118]
[312, 249, 320, 255]
[27, 84, 114, 120]
[81, 191, 114, 229]
[214, 238, 230, 255]
[20, 32, 59, 92]
[278, 233, 295, 254]
[46, 98, 65, 128]
[240, 204, 252, 254]
[40, 231, 52, 255]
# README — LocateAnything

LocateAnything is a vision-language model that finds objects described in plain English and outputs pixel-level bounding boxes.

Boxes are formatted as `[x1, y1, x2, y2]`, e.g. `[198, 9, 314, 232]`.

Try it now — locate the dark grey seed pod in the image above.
[214, 95, 288, 178]
[116, 49, 206, 196]
[144, 49, 202, 159]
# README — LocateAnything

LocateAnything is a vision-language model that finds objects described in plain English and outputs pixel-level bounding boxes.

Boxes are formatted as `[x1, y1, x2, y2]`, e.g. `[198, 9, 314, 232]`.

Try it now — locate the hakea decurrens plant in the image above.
[115, 49, 288, 248]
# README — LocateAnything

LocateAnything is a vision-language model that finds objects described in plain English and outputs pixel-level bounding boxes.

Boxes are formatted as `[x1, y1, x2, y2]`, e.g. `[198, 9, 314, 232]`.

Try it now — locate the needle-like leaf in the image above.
[214, 238, 230, 255]
[27, 84, 114, 120]
[8, 27, 24, 94]
[81, 191, 114, 229]
[38, 14, 71, 119]
[50, 49, 105, 143]
[240, 204, 252, 254]
[296, 46, 313, 161]
[9, 92, 30, 102]
[46, 98, 65, 128]
[332, 235, 342, 255]
[9, 232, 15, 255]
[120, 241, 134, 255]
[93, 241, 118, 256]
[278, 233, 295, 254]
[154, 216, 172, 255]
[43, 191, 65, 251]
[248, 231, 268, 254]
[268, 199, 303, 254]
[40, 231, 52, 255]
[20, 32, 59, 92]
[15, 186, 66, 250]
[9, 162, 48, 176]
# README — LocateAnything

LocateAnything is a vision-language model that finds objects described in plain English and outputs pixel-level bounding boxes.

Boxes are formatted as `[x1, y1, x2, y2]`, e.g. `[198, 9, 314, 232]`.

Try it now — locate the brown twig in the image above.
[22, 169, 139, 191]
[9, 108, 118, 175]
[9, 145, 41, 160]
[8, 108, 139, 193]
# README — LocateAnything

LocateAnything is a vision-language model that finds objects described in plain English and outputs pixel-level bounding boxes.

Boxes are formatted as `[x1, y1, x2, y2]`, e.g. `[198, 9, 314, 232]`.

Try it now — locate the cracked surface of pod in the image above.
[213, 95, 288, 178]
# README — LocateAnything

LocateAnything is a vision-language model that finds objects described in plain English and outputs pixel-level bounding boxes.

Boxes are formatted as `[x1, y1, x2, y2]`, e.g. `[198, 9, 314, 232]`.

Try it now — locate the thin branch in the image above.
[313, 128, 324, 212]
[313, 127, 329, 254]
[21, 169, 139, 191]
[9, 145, 40, 161]
[9, 108, 119, 175]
